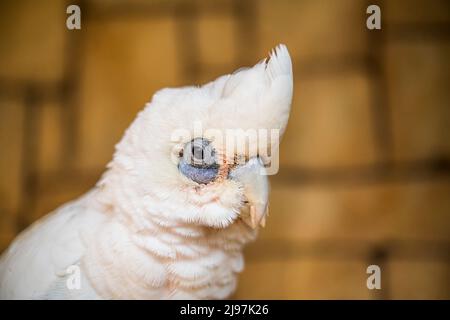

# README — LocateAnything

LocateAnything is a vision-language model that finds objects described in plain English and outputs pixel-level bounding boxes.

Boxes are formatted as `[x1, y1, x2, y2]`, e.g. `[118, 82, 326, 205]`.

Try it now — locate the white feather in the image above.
[0, 45, 293, 299]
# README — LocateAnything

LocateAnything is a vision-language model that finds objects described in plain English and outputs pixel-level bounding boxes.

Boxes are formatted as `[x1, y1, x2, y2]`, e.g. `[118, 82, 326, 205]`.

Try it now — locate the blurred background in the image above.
[0, 0, 449, 299]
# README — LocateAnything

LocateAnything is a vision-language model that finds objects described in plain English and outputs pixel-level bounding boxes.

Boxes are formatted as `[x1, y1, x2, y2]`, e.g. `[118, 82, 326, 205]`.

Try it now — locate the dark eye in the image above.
[183, 138, 217, 168]
[178, 138, 219, 184]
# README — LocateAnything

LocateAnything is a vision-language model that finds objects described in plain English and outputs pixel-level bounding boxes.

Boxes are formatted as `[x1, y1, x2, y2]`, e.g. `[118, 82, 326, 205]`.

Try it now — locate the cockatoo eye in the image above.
[178, 138, 219, 184]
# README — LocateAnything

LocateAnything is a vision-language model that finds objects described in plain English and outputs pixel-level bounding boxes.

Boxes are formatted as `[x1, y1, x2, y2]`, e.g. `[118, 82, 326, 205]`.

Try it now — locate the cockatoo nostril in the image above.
[178, 138, 220, 184]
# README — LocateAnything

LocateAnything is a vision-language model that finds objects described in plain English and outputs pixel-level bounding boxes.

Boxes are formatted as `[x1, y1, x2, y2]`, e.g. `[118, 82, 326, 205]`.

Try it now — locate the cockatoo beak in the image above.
[229, 157, 269, 229]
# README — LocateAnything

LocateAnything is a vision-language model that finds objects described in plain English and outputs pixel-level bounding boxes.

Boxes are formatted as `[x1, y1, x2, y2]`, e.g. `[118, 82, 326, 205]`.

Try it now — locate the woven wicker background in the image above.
[0, 0, 449, 299]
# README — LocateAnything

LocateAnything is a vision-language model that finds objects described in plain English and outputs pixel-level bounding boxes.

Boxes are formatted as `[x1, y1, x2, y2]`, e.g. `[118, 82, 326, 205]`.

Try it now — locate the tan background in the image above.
[0, 0, 449, 299]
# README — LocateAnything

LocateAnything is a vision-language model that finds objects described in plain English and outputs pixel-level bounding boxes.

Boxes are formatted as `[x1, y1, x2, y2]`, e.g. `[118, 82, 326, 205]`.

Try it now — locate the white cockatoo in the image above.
[0, 45, 293, 299]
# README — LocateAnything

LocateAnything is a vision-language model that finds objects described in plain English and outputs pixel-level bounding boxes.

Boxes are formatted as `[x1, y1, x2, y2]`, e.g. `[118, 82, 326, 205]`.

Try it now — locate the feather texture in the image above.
[0, 44, 293, 299]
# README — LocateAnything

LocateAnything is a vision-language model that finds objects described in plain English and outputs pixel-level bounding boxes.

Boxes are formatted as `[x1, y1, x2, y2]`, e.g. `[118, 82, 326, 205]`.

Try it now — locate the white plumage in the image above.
[0, 45, 293, 299]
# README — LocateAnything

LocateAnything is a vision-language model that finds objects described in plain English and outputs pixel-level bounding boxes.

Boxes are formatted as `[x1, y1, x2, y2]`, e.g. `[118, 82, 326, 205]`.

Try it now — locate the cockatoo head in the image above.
[103, 45, 293, 230]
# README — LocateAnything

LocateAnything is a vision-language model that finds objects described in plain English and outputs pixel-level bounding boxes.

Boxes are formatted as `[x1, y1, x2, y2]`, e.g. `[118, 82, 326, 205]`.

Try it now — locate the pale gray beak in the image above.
[229, 157, 269, 229]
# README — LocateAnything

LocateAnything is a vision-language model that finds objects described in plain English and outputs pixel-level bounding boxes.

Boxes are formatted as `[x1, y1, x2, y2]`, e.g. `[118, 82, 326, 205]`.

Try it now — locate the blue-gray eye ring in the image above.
[178, 138, 219, 184]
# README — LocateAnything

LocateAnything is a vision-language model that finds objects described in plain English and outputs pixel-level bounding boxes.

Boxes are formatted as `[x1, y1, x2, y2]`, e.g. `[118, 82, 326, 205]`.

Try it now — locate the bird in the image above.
[0, 44, 293, 299]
